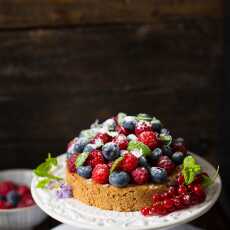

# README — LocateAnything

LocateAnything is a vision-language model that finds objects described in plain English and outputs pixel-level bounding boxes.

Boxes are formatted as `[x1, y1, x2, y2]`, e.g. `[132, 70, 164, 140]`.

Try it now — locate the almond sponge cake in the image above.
[66, 167, 179, 211]
[65, 113, 211, 215]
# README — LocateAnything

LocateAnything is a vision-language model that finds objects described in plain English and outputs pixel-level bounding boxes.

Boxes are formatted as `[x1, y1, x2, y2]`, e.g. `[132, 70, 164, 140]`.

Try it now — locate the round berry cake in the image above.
[66, 113, 214, 215]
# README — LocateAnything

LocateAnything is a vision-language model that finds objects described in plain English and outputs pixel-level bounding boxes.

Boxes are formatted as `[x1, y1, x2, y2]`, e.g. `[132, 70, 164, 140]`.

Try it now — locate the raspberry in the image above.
[119, 153, 138, 173]
[172, 141, 187, 153]
[86, 150, 104, 168]
[157, 156, 176, 174]
[0, 200, 13, 209]
[115, 125, 130, 135]
[135, 121, 152, 136]
[113, 134, 128, 150]
[0, 200, 6, 209]
[92, 164, 109, 184]
[131, 167, 150, 185]
[138, 131, 159, 149]
[107, 162, 113, 168]
[18, 194, 35, 207]
[67, 138, 76, 151]
[17, 185, 30, 197]
[92, 133, 111, 144]
[67, 153, 79, 173]
[97, 133, 111, 143]
[0, 181, 16, 196]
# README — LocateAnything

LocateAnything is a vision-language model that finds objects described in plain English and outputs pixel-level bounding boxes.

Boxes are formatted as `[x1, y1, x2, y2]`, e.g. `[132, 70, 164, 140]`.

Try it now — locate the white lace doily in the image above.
[31, 154, 221, 230]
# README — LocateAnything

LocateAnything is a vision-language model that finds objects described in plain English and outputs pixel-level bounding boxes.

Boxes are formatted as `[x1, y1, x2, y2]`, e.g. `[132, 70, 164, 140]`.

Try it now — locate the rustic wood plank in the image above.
[0, 0, 223, 29]
[0, 23, 222, 142]
[0, 140, 64, 169]
[0, 21, 222, 169]
[0, 22, 222, 86]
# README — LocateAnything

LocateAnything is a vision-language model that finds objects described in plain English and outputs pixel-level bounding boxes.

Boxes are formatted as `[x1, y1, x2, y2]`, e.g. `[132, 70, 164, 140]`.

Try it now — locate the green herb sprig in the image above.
[34, 153, 62, 188]
[110, 156, 124, 173]
[182, 155, 201, 185]
[202, 166, 219, 188]
[127, 141, 151, 156]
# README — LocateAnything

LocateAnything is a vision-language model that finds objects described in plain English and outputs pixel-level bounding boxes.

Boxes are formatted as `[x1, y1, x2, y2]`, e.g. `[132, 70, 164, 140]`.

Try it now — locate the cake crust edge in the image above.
[66, 168, 178, 212]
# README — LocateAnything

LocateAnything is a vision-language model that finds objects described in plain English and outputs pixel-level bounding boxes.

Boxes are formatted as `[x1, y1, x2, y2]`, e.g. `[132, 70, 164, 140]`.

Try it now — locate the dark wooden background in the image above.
[0, 0, 226, 229]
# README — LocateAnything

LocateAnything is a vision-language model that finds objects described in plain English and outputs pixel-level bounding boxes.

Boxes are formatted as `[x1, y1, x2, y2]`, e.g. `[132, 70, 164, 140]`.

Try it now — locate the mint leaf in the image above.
[36, 178, 51, 188]
[202, 175, 213, 188]
[202, 166, 219, 188]
[46, 153, 58, 166]
[182, 156, 201, 185]
[127, 141, 151, 156]
[34, 162, 52, 177]
[110, 156, 124, 173]
[34, 153, 58, 177]
[137, 113, 152, 121]
[159, 134, 172, 146]
[117, 112, 127, 125]
[75, 152, 89, 168]
[34, 153, 62, 188]
[46, 174, 62, 180]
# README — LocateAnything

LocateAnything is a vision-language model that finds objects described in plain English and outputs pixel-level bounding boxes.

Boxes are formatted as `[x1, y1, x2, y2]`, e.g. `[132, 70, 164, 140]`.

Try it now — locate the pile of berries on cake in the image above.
[66, 113, 215, 215]
[0, 181, 35, 209]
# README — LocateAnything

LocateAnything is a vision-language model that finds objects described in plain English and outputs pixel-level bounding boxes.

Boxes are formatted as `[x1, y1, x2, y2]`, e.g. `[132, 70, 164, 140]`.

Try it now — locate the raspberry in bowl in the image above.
[0, 169, 47, 229]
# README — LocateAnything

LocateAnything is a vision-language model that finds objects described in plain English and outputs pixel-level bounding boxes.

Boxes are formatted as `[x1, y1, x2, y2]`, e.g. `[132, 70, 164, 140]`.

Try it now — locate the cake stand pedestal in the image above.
[31, 154, 221, 230]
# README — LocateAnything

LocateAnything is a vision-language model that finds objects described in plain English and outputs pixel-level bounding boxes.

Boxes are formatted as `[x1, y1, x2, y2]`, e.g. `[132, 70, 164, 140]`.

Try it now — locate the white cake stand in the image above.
[31, 154, 221, 230]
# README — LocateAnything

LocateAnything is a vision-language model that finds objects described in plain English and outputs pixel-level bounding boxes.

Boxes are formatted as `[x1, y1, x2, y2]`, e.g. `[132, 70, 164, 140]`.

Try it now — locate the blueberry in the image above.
[162, 145, 173, 157]
[6, 191, 20, 207]
[161, 128, 170, 135]
[150, 148, 162, 161]
[102, 142, 120, 161]
[83, 144, 96, 153]
[127, 134, 137, 141]
[151, 119, 162, 133]
[109, 171, 130, 187]
[172, 152, 184, 165]
[0, 194, 6, 201]
[175, 137, 184, 143]
[122, 116, 137, 131]
[74, 137, 89, 153]
[66, 152, 73, 159]
[103, 118, 116, 131]
[150, 167, 167, 183]
[139, 156, 150, 168]
[77, 166, 92, 178]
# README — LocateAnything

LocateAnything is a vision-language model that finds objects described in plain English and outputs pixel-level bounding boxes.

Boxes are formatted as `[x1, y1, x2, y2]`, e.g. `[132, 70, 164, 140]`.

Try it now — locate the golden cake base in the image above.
[66, 168, 178, 212]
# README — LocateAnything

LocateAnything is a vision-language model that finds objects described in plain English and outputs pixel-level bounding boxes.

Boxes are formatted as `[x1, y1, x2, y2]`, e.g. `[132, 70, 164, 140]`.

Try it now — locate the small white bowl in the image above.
[0, 169, 47, 230]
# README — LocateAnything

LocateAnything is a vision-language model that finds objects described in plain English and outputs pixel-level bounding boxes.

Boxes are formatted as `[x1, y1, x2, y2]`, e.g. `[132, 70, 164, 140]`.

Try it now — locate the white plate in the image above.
[31, 154, 221, 230]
